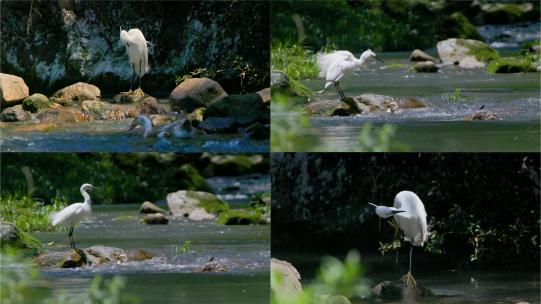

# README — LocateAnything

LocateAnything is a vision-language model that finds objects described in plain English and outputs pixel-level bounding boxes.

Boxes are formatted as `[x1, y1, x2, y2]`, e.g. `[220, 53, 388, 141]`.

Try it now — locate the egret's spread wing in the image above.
[325, 60, 355, 82]
[316, 51, 355, 79]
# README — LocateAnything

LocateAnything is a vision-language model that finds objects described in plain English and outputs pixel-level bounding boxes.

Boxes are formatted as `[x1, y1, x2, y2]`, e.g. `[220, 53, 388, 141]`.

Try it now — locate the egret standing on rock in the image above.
[120, 28, 150, 96]
[369, 190, 428, 287]
[317, 49, 384, 99]
[51, 184, 97, 250]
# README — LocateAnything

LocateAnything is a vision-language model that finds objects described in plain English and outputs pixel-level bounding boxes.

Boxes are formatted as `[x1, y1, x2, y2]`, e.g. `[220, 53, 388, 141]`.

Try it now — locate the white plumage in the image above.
[51, 183, 96, 250]
[316, 49, 384, 98]
[128, 114, 195, 139]
[120, 28, 150, 92]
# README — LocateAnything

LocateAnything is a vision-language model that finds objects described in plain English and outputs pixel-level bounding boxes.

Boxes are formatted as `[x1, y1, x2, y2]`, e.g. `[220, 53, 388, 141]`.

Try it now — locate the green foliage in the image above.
[271, 250, 369, 304]
[271, 94, 320, 152]
[442, 88, 472, 103]
[441, 12, 484, 41]
[176, 240, 191, 253]
[175, 68, 216, 85]
[357, 124, 407, 152]
[0, 193, 66, 232]
[87, 275, 139, 304]
[216, 208, 265, 225]
[271, 43, 319, 80]
[486, 57, 537, 73]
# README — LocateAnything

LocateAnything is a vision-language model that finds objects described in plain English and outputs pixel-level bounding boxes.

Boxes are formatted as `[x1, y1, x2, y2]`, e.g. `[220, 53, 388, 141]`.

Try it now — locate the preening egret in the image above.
[128, 114, 195, 138]
[51, 184, 97, 250]
[369, 190, 428, 286]
[120, 28, 150, 95]
[317, 49, 384, 99]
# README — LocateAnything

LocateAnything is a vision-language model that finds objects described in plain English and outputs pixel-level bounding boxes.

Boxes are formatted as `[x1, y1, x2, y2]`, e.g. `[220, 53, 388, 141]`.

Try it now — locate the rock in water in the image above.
[458, 55, 486, 69]
[271, 258, 303, 296]
[238, 122, 269, 140]
[413, 61, 439, 73]
[139, 201, 169, 214]
[409, 49, 439, 63]
[166, 190, 229, 216]
[169, 77, 228, 113]
[216, 209, 266, 225]
[22, 93, 50, 113]
[81, 100, 118, 120]
[141, 213, 169, 225]
[199, 117, 236, 133]
[50, 82, 101, 106]
[437, 38, 498, 64]
[36, 249, 88, 268]
[372, 280, 434, 299]
[34, 107, 87, 123]
[1, 105, 32, 122]
[465, 109, 501, 120]
[204, 93, 267, 126]
[0, 73, 29, 106]
[194, 258, 229, 272]
[330, 101, 354, 116]
[188, 208, 216, 221]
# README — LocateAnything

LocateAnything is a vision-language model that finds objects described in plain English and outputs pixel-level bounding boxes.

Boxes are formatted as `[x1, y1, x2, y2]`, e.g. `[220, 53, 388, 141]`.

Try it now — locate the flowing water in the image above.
[294, 51, 540, 152]
[0, 99, 269, 153]
[29, 174, 271, 304]
[275, 250, 540, 304]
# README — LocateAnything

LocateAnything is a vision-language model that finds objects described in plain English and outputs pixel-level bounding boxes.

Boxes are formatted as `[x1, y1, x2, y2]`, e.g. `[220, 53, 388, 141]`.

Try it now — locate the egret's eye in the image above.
[126, 43, 130, 47]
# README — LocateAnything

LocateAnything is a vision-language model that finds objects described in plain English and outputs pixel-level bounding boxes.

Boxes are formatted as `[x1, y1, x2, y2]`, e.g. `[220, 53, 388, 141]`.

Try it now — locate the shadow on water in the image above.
[30, 174, 271, 304]
[302, 51, 540, 152]
[275, 250, 540, 304]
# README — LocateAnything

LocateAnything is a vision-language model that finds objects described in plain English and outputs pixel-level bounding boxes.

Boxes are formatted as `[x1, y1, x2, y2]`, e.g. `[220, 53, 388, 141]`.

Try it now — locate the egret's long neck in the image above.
[141, 116, 154, 137]
[356, 52, 371, 66]
[81, 188, 91, 205]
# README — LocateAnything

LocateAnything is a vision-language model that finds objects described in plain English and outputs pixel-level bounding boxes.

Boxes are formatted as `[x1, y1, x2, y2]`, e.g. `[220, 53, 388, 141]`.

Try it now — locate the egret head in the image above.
[364, 49, 385, 64]
[80, 183, 97, 191]
[120, 29, 129, 46]
[368, 203, 404, 219]
[128, 114, 146, 131]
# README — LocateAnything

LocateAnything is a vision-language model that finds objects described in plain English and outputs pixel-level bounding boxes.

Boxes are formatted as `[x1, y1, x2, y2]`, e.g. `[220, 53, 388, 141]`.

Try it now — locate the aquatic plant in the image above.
[176, 240, 191, 254]
[442, 88, 471, 103]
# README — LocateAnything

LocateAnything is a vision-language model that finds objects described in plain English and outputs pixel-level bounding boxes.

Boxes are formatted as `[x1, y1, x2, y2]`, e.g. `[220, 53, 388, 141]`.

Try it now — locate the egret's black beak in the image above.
[374, 56, 385, 64]
[391, 210, 405, 214]
[128, 121, 138, 131]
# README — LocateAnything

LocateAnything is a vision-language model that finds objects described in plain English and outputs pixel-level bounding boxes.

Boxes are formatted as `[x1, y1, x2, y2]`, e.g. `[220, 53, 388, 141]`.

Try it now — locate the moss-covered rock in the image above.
[216, 209, 266, 225]
[81, 100, 119, 120]
[409, 50, 438, 63]
[486, 57, 537, 73]
[141, 213, 169, 225]
[169, 77, 228, 113]
[166, 190, 229, 216]
[437, 38, 499, 64]
[441, 12, 484, 41]
[50, 82, 101, 106]
[22, 93, 50, 113]
[139, 201, 169, 214]
[0, 221, 41, 251]
[412, 61, 439, 73]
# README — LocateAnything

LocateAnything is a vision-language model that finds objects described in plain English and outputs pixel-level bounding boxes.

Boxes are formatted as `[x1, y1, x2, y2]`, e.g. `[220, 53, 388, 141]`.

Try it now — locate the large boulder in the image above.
[437, 38, 498, 64]
[188, 208, 216, 221]
[81, 100, 119, 120]
[22, 93, 50, 113]
[486, 58, 537, 73]
[1, 104, 32, 122]
[198, 117, 236, 133]
[440, 12, 484, 41]
[372, 280, 434, 299]
[458, 55, 486, 69]
[409, 49, 438, 63]
[169, 77, 228, 113]
[128, 96, 168, 117]
[0, 221, 40, 250]
[50, 82, 101, 106]
[257, 87, 271, 104]
[35, 249, 87, 268]
[34, 107, 87, 123]
[139, 201, 169, 214]
[271, 258, 303, 296]
[0, 73, 29, 106]
[270, 70, 290, 90]
[204, 93, 268, 125]
[166, 190, 229, 217]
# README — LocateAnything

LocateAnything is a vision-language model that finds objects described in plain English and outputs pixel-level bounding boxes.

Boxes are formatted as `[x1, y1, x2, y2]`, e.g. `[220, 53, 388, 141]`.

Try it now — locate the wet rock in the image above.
[437, 38, 498, 64]
[409, 49, 438, 63]
[205, 93, 267, 125]
[126, 96, 168, 117]
[167, 190, 229, 216]
[113, 92, 146, 104]
[216, 209, 266, 225]
[486, 57, 537, 73]
[271, 70, 290, 90]
[169, 77, 228, 113]
[0, 73, 29, 106]
[22, 93, 50, 113]
[35, 249, 88, 268]
[372, 280, 434, 299]
[238, 122, 269, 140]
[458, 55, 486, 69]
[126, 249, 154, 262]
[194, 257, 229, 272]
[141, 213, 169, 225]
[305, 99, 335, 116]
[465, 109, 501, 121]
[35, 107, 87, 123]
[150, 114, 174, 126]
[199, 117, 236, 133]
[257, 87, 271, 104]
[413, 61, 439, 73]
[271, 258, 303, 296]
[36, 246, 153, 268]
[50, 82, 100, 106]
[0, 221, 39, 250]
[81, 100, 119, 120]
[84, 245, 126, 263]
[1, 105, 32, 122]
[355, 94, 426, 113]
[331, 101, 355, 116]
[139, 201, 169, 215]
[188, 208, 216, 221]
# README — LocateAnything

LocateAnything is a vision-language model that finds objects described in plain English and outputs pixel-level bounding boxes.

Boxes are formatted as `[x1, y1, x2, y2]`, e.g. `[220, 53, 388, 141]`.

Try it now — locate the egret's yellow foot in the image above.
[134, 87, 145, 96]
[399, 271, 417, 287]
[121, 89, 133, 95]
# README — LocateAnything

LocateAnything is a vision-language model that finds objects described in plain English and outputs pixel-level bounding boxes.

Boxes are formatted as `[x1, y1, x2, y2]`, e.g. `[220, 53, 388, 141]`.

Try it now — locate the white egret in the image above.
[369, 190, 428, 286]
[51, 183, 97, 250]
[120, 28, 150, 95]
[316, 49, 384, 99]
[128, 114, 195, 138]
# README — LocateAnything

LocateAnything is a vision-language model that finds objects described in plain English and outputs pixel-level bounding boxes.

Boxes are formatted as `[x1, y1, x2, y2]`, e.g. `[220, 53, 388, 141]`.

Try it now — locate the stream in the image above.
[30, 174, 270, 304]
[0, 99, 269, 153]
[275, 250, 540, 304]
[294, 50, 540, 152]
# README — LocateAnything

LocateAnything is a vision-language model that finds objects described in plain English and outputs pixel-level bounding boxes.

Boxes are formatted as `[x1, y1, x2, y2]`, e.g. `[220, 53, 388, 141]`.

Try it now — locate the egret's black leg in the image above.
[68, 227, 74, 249]
[334, 82, 345, 100]
[336, 82, 346, 99]
[409, 244, 413, 273]
[139, 59, 143, 90]
[130, 63, 136, 92]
